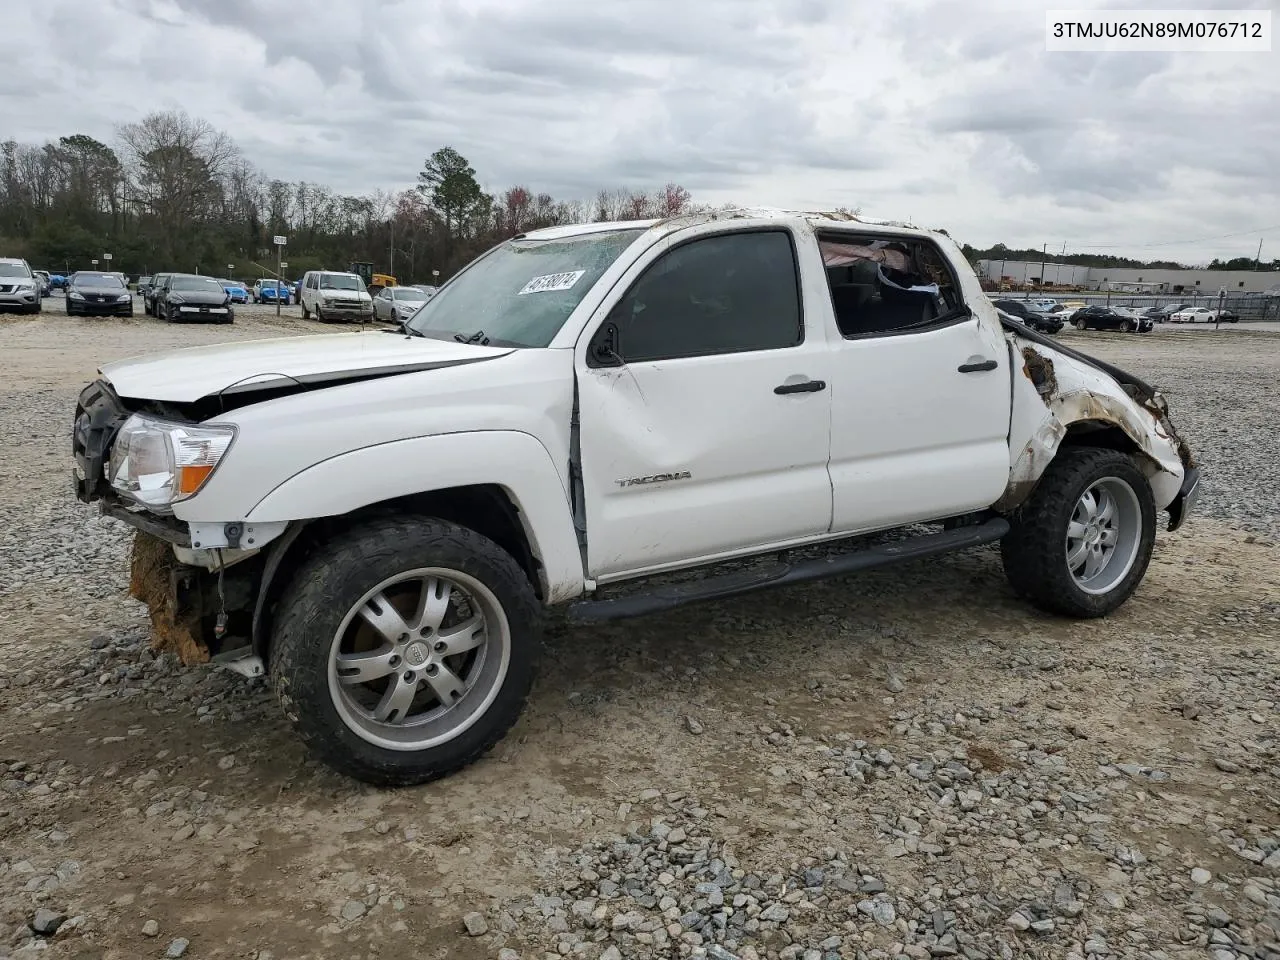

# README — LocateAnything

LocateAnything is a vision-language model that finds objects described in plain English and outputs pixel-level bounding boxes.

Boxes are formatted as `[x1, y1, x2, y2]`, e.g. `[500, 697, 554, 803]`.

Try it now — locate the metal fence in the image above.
[998, 292, 1280, 321]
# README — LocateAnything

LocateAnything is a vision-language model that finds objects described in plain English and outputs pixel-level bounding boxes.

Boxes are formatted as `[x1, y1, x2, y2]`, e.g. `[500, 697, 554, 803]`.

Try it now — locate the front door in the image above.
[576, 228, 834, 581]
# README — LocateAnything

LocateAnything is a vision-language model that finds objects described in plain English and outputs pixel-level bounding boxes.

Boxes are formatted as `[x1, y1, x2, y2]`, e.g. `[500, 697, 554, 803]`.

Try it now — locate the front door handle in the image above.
[958, 358, 998, 373]
[775, 379, 826, 394]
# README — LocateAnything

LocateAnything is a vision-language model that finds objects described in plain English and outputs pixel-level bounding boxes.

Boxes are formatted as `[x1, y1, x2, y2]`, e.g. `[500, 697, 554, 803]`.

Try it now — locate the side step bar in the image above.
[566, 517, 1010, 624]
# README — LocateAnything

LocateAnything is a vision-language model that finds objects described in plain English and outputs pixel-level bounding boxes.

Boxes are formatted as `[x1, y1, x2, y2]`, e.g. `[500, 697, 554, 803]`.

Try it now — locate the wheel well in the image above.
[252, 484, 543, 657]
[1059, 420, 1141, 457]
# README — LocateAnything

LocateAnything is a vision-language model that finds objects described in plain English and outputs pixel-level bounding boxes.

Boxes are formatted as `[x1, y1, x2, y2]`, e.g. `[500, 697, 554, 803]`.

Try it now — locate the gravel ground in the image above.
[0, 311, 1276, 960]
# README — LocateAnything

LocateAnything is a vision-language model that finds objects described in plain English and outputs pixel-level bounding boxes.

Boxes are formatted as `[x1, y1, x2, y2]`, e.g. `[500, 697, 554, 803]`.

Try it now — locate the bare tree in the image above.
[118, 111, 241, 263]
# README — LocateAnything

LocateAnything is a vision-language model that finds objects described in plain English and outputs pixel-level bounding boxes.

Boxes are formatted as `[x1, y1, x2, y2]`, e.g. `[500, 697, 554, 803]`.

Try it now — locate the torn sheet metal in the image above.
[996, 335, 1190, 512]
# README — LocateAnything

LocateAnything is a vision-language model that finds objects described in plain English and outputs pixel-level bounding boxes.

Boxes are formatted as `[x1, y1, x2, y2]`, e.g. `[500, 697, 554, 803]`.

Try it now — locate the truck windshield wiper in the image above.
[453, 330, 490, 345]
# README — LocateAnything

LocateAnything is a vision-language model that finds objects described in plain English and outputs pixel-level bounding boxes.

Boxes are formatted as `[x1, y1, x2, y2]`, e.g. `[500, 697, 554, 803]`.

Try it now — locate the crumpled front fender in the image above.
[997, 334, 1192, 513]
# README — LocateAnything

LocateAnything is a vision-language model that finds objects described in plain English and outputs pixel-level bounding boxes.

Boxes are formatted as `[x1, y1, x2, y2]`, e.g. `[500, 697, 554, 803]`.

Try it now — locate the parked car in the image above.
[294, 278, 303, 302]
[299, 269, 374, 322]
[65, 270, 132, 317]
[1171, 305, 1238, 323]
[136, 275, 153, 296]
[145, 273, 173, 316]
[252, 279, 290, 304]
[992, 298, 1064, 334]
[1072, 305, 1153, 332]
[49, 273, 68, 290]
[32, 270, 52, 295]
[0, 258, 43, 314]
[155, 274, 235, 323]
[71, 209, 1199, 786]
[372, 285, 432, 324]
[410, 284, 440, 297]
[1169, 306, 1220, 323]
[1144, 303, 1188, 323]
[1031, 298, 1058, 309]
[218, 279, 250, 304]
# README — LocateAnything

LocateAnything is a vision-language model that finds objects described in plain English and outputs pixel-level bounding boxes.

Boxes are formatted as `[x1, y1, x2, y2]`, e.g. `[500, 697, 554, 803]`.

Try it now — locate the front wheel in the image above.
[1119, 319, 1133, 332]
[269, 518, 541, 786]
[1075, 318, 1087, 330]
[1001, 447, 1156, 618]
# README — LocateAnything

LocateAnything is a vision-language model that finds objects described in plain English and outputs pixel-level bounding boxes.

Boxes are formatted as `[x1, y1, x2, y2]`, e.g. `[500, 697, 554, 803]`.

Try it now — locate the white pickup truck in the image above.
[72, 209, 1200, 786]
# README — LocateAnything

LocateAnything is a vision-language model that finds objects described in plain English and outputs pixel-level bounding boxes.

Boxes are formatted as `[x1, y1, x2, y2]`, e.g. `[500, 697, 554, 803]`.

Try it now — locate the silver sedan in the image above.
[372, 285, 432, 324]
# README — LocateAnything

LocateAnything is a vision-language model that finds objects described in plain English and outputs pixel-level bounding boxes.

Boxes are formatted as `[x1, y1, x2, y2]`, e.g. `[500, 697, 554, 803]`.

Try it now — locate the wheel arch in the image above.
[250, 484, 547, 661]
[242, 431, 585, 658]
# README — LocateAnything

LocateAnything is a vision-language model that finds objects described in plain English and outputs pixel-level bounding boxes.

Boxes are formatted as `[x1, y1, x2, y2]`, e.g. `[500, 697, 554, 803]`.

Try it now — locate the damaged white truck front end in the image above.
[997, 313, 1198, 528]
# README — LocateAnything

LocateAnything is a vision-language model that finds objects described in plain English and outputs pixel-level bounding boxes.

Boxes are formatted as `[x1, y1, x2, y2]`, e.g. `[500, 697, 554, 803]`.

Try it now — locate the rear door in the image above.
[575, 225, 835, 581]
[821, 231, 1012, 533]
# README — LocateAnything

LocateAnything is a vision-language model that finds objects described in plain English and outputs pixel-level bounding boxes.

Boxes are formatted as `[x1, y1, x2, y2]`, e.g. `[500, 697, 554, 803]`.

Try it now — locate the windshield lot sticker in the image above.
[517, 270, 585, 295]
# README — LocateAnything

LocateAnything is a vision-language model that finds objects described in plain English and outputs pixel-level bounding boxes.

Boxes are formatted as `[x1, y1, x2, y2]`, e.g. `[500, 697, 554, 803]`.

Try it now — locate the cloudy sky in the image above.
[6, 0, 1278, 261]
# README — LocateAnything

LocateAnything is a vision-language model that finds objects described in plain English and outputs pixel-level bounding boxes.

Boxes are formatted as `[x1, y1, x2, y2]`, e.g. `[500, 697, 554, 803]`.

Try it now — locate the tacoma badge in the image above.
[615, 471, 692, 488]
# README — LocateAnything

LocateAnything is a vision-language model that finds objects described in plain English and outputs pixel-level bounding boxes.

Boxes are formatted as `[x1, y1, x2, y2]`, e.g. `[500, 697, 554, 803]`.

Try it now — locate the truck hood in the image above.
[100, 331, 514, 403]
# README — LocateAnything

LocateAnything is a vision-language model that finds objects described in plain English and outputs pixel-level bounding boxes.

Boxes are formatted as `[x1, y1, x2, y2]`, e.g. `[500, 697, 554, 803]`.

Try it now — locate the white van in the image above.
[299, 270, 374, 322]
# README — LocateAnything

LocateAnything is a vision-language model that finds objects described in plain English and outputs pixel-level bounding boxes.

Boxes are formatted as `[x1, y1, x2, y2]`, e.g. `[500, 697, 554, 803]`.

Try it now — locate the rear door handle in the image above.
[958, 359, 998, 373]
[774, 380, 826, 394]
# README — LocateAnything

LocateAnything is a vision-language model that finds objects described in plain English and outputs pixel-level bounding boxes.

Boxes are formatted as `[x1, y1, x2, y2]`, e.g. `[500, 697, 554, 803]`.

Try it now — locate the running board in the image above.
[566, 518, 1010, 624]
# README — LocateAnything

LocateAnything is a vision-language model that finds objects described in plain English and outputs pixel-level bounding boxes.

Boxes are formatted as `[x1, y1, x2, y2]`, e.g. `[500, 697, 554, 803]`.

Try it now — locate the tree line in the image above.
[4, 109, 1271, 282]
[0, 111, 698, 283]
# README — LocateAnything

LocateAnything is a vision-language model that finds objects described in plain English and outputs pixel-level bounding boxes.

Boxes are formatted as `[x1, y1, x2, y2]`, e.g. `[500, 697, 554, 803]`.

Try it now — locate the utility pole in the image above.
[390, 216, 395, 277]
[1040, 243, 1047, 289]
[1256, 237, 1264, 271]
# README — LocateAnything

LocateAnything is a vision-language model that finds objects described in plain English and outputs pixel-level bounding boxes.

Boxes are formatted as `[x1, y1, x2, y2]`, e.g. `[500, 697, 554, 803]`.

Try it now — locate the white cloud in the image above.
[5, 0, 1278, 261]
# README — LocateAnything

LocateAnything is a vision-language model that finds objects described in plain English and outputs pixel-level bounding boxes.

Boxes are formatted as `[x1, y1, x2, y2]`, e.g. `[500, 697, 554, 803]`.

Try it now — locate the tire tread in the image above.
[1001, 446, 1156, 619]
[269, 516, 540, 787]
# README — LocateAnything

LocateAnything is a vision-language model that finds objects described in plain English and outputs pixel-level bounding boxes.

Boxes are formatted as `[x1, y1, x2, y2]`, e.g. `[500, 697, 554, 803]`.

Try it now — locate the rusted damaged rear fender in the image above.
[996, 333, 1191, 513]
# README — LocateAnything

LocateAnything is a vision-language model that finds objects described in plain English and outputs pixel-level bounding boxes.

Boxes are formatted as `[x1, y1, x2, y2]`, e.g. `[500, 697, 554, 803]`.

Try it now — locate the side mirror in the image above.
[590, 321, 623, 367]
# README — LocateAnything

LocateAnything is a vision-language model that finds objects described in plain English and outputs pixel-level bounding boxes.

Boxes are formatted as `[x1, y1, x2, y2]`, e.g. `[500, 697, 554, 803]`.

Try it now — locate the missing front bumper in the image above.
[127, 531, 263, 666]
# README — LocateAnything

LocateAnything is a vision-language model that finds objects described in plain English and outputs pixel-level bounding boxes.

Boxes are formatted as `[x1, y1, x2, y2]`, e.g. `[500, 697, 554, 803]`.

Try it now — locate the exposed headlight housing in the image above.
[108, 415, 236, 514]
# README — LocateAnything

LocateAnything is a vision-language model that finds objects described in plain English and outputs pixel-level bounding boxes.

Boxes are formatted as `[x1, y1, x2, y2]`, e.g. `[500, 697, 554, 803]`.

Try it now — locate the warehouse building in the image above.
[976, 259, 1280, 294]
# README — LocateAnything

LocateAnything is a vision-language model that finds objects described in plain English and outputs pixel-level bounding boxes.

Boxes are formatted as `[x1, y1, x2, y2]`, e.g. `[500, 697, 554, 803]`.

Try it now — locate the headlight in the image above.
[108, 415, 236, 513]
[69, 291, 86, 300]
[17, 281, 34, 291]
[116, 294, 131, 302]
[169, 295, 185, 304]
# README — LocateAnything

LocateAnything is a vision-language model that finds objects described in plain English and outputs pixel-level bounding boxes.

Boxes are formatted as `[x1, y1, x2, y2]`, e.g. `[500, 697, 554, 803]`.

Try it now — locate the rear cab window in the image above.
[818, 232, 967, 338]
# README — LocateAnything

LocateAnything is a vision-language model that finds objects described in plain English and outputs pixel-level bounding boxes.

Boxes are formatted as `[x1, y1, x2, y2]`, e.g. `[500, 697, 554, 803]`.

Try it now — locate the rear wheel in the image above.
[1001, 447, 1156, 618]
[302, 301, 311, 320]
[269, 518, 541, 786]
[1075, 318, 1087, 330]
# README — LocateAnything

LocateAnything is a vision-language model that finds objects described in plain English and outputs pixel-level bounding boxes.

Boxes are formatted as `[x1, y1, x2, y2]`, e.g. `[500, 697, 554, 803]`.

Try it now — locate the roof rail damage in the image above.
[995, 312, 1193, 513]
